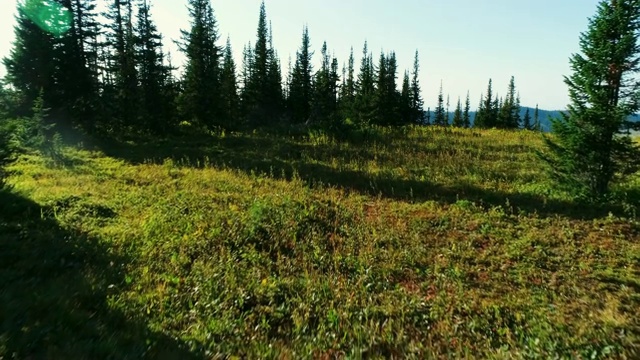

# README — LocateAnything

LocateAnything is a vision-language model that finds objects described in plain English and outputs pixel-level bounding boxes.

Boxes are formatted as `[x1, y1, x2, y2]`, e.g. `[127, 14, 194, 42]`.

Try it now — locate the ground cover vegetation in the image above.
[1, 0, 640, 358]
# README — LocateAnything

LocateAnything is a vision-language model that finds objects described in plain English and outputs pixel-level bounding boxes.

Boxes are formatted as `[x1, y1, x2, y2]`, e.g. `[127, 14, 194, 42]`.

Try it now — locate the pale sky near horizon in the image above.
[0, 0, 601, 110]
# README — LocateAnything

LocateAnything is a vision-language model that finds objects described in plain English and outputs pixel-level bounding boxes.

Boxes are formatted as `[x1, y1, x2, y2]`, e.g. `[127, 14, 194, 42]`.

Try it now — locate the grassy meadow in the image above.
[1, 125, 639, 358]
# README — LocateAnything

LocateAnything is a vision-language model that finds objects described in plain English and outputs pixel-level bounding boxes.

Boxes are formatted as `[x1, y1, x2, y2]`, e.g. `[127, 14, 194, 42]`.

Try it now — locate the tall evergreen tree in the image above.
[410, 50, 424, 124]
[288, 26, 313, 123]
[265, 22, 283, 119]
[311, 41, 339, 124]
[475, 79, 495, 128]
[533, 104, 541, 131]
[400, 71, 412, 125]
[542, 0, 640, 199]
[220, 37, 239, 128]
[463, 91, 471, 128]
[433, 81, 446, 126]
[135, 0, 171, 133]
[240, 42, 254, 118]
[4, 0, 58, 116]
[103, 0, 140, 131]
[522, 108, 532, 130]
[497, 76, 520, 128]
[244, 1, 281, 124]
[178, 0, 221, 129]
[338, 47, 356, 121]
[354, 41, 376, 124]
[452, 97, 463, 127]
[446, 94, 450, 126]
[374, 51, 399, 125]
[58, 0, 100, 128]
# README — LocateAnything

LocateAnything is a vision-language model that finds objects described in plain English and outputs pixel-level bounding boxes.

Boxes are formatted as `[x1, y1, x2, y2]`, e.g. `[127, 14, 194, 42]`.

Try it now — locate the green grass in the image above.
[2, 126, 639, 358]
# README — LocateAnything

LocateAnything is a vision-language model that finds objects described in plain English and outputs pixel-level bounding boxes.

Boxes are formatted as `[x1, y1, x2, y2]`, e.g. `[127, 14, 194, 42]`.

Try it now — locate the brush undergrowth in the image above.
[1, 126, 639, 359]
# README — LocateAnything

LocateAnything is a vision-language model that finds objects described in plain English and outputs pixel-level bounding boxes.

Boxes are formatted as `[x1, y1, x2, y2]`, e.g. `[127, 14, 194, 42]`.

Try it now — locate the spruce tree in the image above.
[220, 37, 240, 128]
[433, 81, 446, 126]
[497, 76, 519, 128]
[136, 0, 170, 133]
[512, 92, 522, 128]
[4, 0, 65, 116]
[522, 108, 532, 130]
[374, 51, 399, 125]
[311, 41, 339, 124]
[475, 79, 495, 128]
[354, 41, 376, 124]
[452, 97, 463, 127]
[533, 104, 541, 131]
[244, 1, 282, 124]
[179, 0, 221, 129]
[240, 43, 254, 118]
[338, 47, 356, 121]
[410, 50, 424, 124]
[542, 0, 640, 199]
[104, 0, 139, 131]
[445, 94, 450, 126]
[497, 95, 511, 128]
[58, 0, 100, 129]
[288, 26, 313, 123]
[265, 23, 283, 119]
[463, 91, 471, 128]
[400, 71, 412, 125]
[474, 93, 484, 128]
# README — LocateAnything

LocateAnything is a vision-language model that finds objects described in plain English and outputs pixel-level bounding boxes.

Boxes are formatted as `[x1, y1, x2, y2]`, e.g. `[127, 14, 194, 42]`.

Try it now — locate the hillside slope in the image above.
[2, 126, 639, 358]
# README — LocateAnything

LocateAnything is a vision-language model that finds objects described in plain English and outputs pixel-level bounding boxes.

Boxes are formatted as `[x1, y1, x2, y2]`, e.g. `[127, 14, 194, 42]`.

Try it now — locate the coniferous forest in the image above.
[1, 0, 540, 137]
[1, 0, 640, 358]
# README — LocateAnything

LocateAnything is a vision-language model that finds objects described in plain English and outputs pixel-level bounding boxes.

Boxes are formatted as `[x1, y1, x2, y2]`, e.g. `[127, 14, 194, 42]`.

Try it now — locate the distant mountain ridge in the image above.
[425, 107, 639, 132]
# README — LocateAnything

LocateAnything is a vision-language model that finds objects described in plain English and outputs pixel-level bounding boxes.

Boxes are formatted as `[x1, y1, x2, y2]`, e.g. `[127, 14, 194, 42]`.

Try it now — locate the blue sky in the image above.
[0, 0, 601, 110]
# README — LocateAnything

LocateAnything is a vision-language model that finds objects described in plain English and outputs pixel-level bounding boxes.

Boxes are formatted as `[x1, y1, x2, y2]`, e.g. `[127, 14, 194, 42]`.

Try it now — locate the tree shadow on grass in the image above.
[0, 190, 201, 359]
[92, 132, 633, 221]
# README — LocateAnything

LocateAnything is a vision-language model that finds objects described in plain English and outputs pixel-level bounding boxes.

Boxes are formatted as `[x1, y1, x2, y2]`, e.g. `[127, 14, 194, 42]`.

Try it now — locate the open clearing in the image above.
[1, 126, 639, 358]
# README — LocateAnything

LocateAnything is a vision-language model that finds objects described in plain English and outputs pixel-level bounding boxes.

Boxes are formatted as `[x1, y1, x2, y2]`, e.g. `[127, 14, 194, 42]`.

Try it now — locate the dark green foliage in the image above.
[0, 85, 14, 188]
[61, 0, 101, 127]
[542, 0, 640, 199]
[433, 82, 446, 126]
[399, 71, 412, 125]
[533, 104, 542, 131]
[374, 51, 400, 126]
[0, 127, 11, 189]
[497, 76, 521, 129]
[136, 0, 173, 134]
[287, 26, 313, 123]
[463, 91, 471, 128]
[103, 0, 140, 131]
[3, 0, 57, 116]
[475, 79, 496, 128]
[220, 37, 240, 129]
[178, 0, 221, 129]
[522, 108, 532, 130]
[452, 97, 463, 127]
[243, 2, 282, 124]
[15, 92, 62, 163]
[311, 41, 340, 125]
[354, 41, 376, 125]
[338, 48, 356, 121]
[410, 50, 424, 124]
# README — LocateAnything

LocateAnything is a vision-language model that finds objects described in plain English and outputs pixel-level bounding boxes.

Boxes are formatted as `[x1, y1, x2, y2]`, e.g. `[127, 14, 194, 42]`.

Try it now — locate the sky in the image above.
[0, 0, 602, 110]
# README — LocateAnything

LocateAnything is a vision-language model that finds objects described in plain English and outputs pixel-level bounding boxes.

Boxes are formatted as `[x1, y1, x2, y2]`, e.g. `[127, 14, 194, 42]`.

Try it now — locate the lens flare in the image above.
[21, 0, 72, 37]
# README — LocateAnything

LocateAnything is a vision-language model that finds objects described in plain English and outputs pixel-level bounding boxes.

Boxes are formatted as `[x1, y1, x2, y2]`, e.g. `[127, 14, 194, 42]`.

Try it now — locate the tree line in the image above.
[2, 0, 639, 201]
[1, 0, 543, 137]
